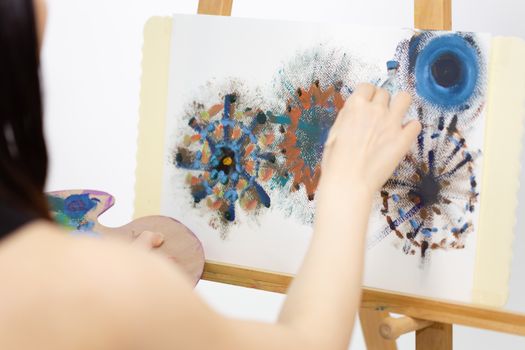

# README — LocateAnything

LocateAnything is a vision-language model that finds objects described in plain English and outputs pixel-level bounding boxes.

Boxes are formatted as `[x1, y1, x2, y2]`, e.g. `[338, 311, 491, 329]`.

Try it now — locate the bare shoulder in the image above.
[0, 221, 229, 350]
[0, 221, 319, 350]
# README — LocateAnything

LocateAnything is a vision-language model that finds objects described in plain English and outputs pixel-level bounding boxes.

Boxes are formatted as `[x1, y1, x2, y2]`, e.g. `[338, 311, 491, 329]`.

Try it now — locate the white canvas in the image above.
[159, 14, 491, 302]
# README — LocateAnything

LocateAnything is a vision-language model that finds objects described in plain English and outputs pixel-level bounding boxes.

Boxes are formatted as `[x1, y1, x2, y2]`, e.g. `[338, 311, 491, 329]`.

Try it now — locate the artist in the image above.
[0, 0, 421, 348]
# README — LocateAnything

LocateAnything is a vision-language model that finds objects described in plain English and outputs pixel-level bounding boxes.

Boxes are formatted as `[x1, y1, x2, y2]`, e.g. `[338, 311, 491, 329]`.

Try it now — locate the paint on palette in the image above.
[47, 193, 101, 231]
[174, 90, 279, 230]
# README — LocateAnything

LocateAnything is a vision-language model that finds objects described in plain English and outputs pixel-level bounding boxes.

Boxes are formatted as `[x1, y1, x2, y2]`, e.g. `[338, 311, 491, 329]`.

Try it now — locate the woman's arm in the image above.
[0, 84, 420, 350]
[132, 83, 420, 350]
[276, 83, 421, 348]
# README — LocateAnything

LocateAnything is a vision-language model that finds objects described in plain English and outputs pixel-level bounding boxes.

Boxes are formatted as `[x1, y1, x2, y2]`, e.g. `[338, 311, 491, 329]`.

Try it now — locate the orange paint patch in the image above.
[243, 199, 258, 211]
[202, 143, 210, 164]
[208, 104, 223, 117]
[232, 126, 242, 139]
[211, 200, 224, 210]
[264, 133, 275, 146]
[319, 86, 334, 106]
[245, 144, 255, 157]
[190, 176, 200, 186]
[245, 160, 254, 174]
[190, 134, 201, 143]
[335, 94, 345, 110]
[236, 179, 247, 191]
[214, 124, 224, 139]
[260, 168, 274, 182]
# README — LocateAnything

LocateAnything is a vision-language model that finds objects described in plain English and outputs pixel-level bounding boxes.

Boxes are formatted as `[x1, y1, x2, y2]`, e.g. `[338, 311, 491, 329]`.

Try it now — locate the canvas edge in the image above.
[134, 17, 173, 219]
[472, 36, 525, 307]
[133, 16, 525, 306]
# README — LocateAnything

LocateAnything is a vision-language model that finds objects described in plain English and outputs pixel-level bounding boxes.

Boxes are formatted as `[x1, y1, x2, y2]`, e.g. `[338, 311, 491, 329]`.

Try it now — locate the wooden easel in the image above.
[195, 0, 525, 349]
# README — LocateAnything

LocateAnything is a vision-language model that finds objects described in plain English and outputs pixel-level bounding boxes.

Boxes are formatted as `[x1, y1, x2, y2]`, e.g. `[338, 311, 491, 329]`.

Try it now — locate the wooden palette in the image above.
[46, 189, 205, 286]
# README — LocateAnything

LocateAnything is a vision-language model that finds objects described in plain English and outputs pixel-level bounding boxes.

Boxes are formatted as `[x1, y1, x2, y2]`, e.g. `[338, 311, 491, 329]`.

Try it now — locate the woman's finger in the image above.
[351, 83, 376, 101]
[399, 120, 422, 154]
[389, 91, 412, 122]
[372, 87, 390, 107]
[325, 110, 344, 148]
[330, 84, 377, 148]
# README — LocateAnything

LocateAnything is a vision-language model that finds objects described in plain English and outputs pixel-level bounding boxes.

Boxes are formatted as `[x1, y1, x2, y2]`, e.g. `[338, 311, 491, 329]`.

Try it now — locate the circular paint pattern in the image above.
[413, 34, 481, 109]
[277, 81, 345, 200]
[270, 47, 355, 203]
[175, 93, 277, 225]
[374, 115, 479, 260]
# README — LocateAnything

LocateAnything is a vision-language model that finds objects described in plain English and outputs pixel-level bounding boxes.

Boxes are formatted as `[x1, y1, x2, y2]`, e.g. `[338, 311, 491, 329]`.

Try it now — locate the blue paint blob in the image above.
[387, 60, 399, 70]
[413, 34, 480, 108]
[224, 189, 238, 202]
[63, 194, 98, 220]
[254, 182, 271, 208]
[422, 228, 433, 237]
[192, 188, 208, 203]
[225, 202, 235, 221]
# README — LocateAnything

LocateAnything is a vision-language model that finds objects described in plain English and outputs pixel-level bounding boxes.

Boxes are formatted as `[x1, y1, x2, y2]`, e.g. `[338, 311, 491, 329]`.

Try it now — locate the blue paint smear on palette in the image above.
[47, 193, 100, 231]
[413, 34, 480, 108]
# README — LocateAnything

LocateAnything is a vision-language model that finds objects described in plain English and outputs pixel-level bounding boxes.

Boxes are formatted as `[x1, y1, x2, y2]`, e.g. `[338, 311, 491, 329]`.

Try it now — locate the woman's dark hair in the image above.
[0, 0, 50, 219]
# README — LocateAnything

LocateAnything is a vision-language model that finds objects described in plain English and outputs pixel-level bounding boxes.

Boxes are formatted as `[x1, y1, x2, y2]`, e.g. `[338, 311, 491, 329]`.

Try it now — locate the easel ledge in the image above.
[196, 0, 525, 349]
[203, 261, 525, 336]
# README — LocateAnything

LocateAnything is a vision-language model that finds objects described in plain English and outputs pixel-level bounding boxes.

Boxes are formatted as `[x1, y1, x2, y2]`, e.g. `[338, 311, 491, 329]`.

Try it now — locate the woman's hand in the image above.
[320, 83, 421, 196]
[275, 83, 421, 350]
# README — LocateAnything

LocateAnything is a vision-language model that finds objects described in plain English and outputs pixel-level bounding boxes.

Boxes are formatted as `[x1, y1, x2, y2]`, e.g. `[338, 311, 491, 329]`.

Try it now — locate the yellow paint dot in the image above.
[222, 157, 233, 166]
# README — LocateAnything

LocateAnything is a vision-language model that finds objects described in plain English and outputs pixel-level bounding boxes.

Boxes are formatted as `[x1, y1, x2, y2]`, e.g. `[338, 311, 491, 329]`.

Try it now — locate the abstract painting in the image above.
[172, 48, 357, 230]
[155, 15, 492, 302]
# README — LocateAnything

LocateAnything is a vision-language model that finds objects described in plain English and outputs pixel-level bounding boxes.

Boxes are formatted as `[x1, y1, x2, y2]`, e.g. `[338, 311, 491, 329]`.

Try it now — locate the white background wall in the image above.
[42, 0, 525, 348]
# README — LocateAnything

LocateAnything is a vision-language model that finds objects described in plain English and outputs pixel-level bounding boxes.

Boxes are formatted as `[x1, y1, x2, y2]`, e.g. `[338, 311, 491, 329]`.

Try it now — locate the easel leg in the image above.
[416, 323, 452, 350]
[414, 0, 452, 30]
[197, 0, 233, 16]
[413, 1, 452, 347]
[359, 309, 398, 350]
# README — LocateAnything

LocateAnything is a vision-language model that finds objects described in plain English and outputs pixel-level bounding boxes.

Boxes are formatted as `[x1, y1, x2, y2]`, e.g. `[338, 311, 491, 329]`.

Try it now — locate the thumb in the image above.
[399, 120, 422, 155]
[132, 231, 164, 250]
